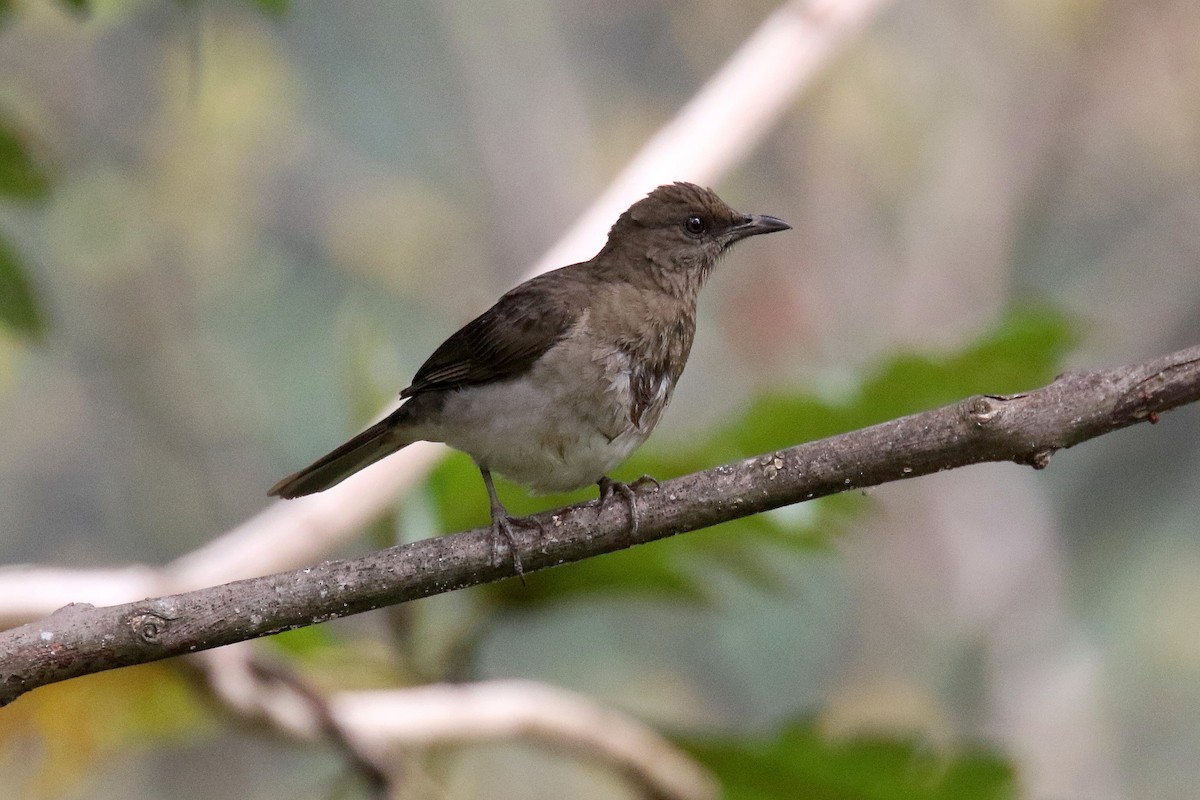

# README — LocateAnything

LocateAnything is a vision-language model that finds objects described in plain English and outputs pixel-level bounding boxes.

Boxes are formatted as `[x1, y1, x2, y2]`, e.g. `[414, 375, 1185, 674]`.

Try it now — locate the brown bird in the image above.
[269, 182, 790, 575]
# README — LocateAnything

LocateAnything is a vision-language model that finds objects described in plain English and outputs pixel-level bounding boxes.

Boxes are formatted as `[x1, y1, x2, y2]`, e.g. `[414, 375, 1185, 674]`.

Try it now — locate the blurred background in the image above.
[0, 0, 1199, 798]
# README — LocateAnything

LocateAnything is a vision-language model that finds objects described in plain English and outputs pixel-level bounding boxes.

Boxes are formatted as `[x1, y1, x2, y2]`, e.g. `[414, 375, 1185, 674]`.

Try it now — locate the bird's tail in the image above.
[268, 410, 411, 499]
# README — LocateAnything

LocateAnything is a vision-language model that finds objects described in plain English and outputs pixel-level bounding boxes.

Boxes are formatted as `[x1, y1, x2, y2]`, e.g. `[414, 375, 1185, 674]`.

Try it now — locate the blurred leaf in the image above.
[734, 306, 1077, 457]
[0, 120, 50, 200]
[170, 0, 285, 15]
[267, 622, 338, 657]
[57, 0, 89, 13]
[0, 664, 207, 798]
[265, 628, 409, 689]
[249, 0, 289, 14]
[682, 722, 1016, 800]
[424, 450, 500, 534]
[0, 234, 45, 339]
[490, 540, 710, 605]
[862, 305, 1076, 414]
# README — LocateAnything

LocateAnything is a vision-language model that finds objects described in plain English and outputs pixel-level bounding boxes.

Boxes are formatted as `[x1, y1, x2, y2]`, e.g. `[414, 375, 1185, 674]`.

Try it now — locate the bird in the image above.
[269, 182, 790, 576]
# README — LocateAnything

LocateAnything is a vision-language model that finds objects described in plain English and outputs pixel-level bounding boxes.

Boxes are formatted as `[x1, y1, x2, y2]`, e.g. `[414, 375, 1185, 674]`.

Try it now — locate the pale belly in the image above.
[410, 338, 672, 494]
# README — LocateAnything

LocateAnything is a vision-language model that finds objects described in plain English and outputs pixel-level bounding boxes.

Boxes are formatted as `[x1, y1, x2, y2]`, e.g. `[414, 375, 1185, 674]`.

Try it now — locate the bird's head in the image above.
[602, 182, 790, 296]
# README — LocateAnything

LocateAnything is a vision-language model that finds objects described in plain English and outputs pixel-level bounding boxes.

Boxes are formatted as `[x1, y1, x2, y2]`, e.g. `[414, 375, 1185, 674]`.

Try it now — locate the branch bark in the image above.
[2, 344, 1198, 706]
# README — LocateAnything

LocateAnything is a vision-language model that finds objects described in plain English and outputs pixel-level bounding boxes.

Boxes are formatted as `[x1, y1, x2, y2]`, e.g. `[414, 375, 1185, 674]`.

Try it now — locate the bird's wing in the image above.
[401, 269, 590, 397]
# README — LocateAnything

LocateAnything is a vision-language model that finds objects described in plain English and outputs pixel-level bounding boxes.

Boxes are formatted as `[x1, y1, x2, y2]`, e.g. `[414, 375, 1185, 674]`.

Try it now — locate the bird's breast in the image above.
[422, 319, 679, 494]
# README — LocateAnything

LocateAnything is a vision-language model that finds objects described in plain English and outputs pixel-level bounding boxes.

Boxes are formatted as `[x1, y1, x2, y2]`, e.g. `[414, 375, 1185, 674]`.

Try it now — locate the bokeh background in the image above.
[1, 0, 1199, 798]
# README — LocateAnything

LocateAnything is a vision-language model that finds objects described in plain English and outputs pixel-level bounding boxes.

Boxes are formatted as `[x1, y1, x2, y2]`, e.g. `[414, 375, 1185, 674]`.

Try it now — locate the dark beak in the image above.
[726, 213, 792, 243]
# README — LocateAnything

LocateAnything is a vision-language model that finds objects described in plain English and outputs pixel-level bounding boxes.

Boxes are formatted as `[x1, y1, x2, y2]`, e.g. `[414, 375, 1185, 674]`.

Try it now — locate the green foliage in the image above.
[249, 0, 289, 14]
[732, 306, 1077, 456]
[0, 234, 44, 339]
[0, 120, 49, 201]
[683, 722, 1016, 800]
[422, 307, 1076, 609]
[170, 0, 289, 14]
[267, 622, 339, 657]
[0, 114, 52, 340]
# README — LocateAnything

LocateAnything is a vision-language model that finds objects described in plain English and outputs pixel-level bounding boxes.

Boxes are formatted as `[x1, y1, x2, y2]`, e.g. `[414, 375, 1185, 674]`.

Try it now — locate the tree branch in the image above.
[2, 344, 1197, 706]
[327, 679, 719, 800]
[191, 646, 394, 798]
[192, 644, 717, 800]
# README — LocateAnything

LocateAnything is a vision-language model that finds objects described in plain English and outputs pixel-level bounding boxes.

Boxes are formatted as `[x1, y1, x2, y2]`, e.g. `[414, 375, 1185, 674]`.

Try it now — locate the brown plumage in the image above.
[269, 182, 790, 575]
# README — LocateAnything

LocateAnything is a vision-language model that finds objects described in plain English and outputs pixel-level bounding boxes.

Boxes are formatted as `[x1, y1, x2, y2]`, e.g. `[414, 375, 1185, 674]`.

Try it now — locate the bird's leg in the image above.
[596, 475, 660, 538]
[479, 467, 540, 582]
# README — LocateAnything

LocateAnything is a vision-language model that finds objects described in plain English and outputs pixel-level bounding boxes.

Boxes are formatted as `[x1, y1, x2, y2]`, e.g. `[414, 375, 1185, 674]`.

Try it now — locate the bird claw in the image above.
[490, 514, 543, 585]
[597, 475, 659, 538]
[628, 474, 660, 492]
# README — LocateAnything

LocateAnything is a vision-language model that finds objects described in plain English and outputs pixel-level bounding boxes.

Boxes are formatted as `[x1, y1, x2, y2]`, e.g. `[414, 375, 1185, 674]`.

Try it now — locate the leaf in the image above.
[57, 0, 89, 13]
[0, 234, 45, 339]
[734, 306, 1077, 457]
[265, 628, 409, 688]
[0, 120, 50, 200]
[682, 721, 1017, 800]
[249, 0, 289, 14]
[267, 623, 338, 657]
[489, 540, 711, 605]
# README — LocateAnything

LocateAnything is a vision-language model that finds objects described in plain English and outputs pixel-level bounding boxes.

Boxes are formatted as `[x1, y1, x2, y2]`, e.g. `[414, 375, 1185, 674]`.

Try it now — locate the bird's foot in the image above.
[628, 474, 661, 492]
[480, 467, 543, 584]
[490, 513, 543, 584]
[597, 475, 660, 539]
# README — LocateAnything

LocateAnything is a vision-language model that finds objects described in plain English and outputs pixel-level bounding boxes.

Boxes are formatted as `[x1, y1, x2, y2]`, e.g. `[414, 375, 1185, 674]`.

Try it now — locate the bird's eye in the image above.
[684, 215, 707, 237]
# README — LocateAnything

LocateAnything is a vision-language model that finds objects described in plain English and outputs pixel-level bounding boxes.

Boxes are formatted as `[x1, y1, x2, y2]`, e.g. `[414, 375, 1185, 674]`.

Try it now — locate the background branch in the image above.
[1, 344, 1197, 706]
[191, 644, 394, 799]
[192, 644, 717, 800]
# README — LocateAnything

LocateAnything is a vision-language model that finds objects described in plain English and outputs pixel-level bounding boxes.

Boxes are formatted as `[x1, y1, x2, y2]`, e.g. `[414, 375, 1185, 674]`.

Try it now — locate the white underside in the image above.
[407, 322, 672, 494]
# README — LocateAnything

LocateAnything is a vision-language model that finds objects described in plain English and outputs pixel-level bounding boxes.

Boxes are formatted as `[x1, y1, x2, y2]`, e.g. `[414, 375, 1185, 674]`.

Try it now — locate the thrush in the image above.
[269, 182, 790, 576]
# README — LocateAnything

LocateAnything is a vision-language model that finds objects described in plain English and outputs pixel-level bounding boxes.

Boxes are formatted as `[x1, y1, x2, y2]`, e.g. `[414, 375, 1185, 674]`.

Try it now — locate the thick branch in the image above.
[1, 345, 1198, 706]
